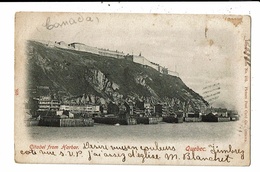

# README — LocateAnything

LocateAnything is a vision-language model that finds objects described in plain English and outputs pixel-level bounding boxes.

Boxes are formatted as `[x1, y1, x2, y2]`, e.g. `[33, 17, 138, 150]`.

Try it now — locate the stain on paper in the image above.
[225, 17, 243, 27]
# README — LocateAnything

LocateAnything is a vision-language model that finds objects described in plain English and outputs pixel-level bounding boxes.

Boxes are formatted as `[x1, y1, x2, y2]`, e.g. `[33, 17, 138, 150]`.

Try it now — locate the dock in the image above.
[93, 117, 137, 125]
[202, 114, 230, 122]
[136, 117, 159, 124]
[39, 116, 94, 127]
[184, 117, 202, 122]
[162, 116, 184, 123]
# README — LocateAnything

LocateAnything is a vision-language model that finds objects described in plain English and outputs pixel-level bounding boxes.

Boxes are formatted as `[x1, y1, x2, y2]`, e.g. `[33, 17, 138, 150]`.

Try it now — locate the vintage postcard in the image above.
[14, 12, 250, 165]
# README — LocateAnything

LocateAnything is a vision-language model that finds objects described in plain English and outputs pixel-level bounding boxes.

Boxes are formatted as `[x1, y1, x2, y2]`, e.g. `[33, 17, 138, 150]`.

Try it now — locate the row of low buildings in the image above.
[32, 94, 234, 120]
[26, 94, 239, 126]
[45, 40, 179, 77]
[31, 94, 179, 117]
[28, 86, 201, 118]
[26, 86, 237, 121]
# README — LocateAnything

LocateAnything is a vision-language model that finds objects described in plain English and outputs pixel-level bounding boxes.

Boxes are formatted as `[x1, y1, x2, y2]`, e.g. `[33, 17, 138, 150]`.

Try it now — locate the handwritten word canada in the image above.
[43, 14, 98, 30]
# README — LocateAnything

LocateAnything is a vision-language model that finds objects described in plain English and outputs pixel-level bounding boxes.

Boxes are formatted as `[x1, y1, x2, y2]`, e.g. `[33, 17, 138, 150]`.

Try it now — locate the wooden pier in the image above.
[184, 117, 202, 122]
[93, 117, 137, 125]
[202, 114, 230, 122]
[136, 117, 159, 124]
[162, 116, 184, 123]
[39, 117, 94, 127]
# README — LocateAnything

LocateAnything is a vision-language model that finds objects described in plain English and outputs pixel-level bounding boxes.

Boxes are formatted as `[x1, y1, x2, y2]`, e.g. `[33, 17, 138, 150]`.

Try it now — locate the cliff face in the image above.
[26, 40, 208, 111]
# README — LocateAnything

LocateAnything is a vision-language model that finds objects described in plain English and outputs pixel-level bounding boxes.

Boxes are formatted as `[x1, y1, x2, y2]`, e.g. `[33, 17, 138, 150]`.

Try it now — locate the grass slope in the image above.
[26, 40, 208, 106]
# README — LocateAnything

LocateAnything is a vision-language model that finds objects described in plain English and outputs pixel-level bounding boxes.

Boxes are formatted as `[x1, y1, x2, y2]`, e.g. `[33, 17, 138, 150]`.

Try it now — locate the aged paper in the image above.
[14, 12, 250, 165]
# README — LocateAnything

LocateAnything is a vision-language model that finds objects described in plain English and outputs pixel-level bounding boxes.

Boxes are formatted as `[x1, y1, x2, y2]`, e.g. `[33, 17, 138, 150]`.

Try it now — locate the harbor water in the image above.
[28, 121, 241, 142]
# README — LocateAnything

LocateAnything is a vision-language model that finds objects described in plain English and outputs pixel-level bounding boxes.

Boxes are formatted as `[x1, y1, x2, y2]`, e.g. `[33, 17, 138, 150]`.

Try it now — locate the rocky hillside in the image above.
[26, 40, 208, 111]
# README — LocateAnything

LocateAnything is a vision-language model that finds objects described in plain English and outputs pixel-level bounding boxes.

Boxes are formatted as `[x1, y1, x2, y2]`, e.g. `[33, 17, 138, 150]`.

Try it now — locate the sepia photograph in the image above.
[14, 12, 250, 166]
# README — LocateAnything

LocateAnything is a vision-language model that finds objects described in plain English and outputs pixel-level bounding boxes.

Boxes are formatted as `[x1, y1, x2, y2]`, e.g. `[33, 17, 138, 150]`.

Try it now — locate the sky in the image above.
[21, 12, 250, 110]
